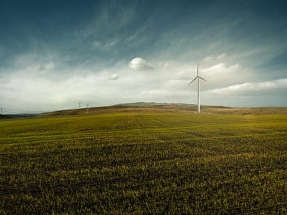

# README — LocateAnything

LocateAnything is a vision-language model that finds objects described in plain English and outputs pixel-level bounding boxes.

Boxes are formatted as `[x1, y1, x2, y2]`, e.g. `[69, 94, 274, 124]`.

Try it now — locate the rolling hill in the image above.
[40, 102, 287, 117]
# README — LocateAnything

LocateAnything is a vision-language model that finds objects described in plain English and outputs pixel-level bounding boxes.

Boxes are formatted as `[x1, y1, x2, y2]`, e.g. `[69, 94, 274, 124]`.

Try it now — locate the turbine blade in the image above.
[188, 77, 197, 85]
[199, 76, 207, 82]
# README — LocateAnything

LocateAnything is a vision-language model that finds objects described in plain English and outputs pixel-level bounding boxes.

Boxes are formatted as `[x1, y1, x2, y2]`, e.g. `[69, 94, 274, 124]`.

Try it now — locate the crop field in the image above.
[1, 111, 287, 214]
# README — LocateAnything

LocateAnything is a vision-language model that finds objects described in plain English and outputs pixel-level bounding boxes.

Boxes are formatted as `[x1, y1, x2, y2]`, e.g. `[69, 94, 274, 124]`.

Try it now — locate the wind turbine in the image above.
[188, 63, 207, 113]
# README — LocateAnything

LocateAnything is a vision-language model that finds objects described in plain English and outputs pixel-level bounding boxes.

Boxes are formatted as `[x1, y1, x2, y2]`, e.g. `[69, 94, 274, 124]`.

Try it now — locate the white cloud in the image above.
[92, 39, 119, 51]
[108, 74, 119, 80]
[198, 62, 256, 90]
[217, 53, 226, 60]
[44, 62, 55, 70]
[203, 56, 213, 62]
[208, 78, 287, 95]
[1, 48, 286, 112]
[128, 57, 153, 71]
[202, 53, 226, 63]
[202, 63, 240, 74]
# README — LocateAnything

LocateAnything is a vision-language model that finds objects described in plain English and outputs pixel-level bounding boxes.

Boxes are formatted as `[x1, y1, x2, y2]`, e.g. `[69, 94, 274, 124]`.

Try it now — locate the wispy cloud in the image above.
[208, 78, 287, 95]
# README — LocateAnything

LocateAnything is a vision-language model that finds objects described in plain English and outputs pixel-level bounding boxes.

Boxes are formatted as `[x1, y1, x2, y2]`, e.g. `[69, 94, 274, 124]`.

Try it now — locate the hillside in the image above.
[40, 102, 287, 117]
[0, 114, 13, 119]
[0, 114, 39, 120]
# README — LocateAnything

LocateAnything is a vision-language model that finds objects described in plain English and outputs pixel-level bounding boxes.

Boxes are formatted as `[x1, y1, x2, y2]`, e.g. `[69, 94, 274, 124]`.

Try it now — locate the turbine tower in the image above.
[188, 63, 207, 113]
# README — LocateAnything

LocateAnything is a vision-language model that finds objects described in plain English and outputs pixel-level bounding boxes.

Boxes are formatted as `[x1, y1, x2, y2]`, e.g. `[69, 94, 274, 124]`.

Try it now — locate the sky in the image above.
[1, 0, 287, 113]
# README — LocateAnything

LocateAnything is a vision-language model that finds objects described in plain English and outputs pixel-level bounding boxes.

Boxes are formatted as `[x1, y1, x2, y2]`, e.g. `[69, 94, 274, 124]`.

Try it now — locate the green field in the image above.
[1, 111, 287, 214]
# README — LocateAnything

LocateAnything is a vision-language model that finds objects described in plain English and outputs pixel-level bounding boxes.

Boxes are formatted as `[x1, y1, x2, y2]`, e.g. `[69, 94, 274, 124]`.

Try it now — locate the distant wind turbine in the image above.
[188, 63, 207, 113]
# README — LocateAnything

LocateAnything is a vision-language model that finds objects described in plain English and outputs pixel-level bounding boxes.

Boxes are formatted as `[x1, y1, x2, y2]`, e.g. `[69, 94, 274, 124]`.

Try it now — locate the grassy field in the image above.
[1, 110, 287, 214]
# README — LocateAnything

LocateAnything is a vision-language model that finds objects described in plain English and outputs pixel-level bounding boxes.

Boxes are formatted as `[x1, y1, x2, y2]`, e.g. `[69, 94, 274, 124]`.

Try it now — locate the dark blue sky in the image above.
[1, 0, 287, 111]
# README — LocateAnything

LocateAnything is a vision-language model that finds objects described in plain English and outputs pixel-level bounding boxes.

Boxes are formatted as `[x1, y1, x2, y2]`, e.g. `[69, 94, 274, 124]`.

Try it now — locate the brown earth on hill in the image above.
[39, 103, 287, 117]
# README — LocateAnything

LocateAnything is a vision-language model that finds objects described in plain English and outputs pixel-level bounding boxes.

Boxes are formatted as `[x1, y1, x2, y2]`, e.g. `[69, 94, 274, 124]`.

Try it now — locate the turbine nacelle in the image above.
[188, 76, 207, 86]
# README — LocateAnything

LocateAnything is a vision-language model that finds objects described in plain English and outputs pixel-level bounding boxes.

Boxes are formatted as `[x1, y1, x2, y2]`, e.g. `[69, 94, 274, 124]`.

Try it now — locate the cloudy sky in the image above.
[1, 0, 287, 113]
